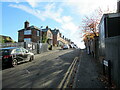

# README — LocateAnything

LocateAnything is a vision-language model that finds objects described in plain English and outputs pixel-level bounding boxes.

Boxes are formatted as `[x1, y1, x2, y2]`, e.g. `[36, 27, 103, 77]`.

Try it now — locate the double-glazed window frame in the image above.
[24, 38, 31, 42]
[24, 30, 31, 35]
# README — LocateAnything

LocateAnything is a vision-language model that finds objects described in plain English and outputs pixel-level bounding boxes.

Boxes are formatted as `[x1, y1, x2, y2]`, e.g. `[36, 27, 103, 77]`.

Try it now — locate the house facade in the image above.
[42, 26, 53, 45]
[18, 21, 41, 43]
[51, 29, 71, 46]
[18, 21, 71, 46]
[51, 29, 62, 46]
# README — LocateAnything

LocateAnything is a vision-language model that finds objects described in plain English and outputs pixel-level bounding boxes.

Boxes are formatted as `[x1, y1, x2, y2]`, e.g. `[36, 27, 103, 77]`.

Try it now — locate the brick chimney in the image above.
[24, 20, 29, 29]
[117, 0, 120, 13]
[46, 26, 48, 29]
[60, 33, 62, 37]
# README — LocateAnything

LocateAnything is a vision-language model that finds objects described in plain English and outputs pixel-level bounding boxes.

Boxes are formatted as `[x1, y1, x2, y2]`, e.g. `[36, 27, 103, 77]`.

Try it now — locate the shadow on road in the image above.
[2, 49, 80, 88]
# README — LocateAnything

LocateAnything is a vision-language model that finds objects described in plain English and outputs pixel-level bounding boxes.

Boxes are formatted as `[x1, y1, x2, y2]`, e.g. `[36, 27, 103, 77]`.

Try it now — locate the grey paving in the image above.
[74, 49, 105, 88]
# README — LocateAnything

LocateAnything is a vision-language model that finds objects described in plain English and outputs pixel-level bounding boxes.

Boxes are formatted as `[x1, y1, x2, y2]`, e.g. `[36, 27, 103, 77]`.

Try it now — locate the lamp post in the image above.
[39, 26, 43, 43]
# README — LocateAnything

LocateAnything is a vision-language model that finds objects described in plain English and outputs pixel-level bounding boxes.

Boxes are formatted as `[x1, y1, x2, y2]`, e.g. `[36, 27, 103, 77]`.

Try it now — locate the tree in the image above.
[0, 37, 5, 43]
[0, 36, 16, 43]
[81, 7, 116, 41]
[42, 33, 48, 43]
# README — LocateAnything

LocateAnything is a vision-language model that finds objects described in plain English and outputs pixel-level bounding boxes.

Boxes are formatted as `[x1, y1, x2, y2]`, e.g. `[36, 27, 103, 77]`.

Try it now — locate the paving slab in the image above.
[74, 49, 105, 88]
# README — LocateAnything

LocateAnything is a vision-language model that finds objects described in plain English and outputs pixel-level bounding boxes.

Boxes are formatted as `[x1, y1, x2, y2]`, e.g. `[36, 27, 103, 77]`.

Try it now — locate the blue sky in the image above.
[1, 0, 117, 48]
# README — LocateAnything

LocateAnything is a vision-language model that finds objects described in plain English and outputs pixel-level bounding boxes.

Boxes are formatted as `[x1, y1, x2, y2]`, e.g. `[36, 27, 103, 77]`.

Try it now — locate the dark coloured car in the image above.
[1, 47, 34, 67]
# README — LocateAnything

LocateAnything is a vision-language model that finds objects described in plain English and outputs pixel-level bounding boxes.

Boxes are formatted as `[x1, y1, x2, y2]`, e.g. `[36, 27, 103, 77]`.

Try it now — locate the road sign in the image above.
[103, 60, 108, 67]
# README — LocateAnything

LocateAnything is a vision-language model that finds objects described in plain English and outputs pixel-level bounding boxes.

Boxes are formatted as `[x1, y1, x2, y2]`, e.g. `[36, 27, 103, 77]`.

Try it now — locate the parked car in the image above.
[1, 47, 34, 67]
[69, 44, 74, 48]
[73, 45, 78, 49]
[63, 44, 70, 50]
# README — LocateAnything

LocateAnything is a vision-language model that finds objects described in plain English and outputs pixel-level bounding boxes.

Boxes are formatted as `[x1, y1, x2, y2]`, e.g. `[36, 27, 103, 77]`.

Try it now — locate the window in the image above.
[15, 48, 22, 54]
[37, 31, 39, 36]
[21, 48, 28, 53]
[24, 38, 31, 42]
[48, 33, 51, 38]
[24, 30, 31, 35]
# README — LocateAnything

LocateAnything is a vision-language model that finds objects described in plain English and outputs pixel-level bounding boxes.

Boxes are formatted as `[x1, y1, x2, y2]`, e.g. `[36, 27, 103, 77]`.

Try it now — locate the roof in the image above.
[0, 35, 12, 39]
[42, 28, 51, 32]
[51, 29, 59, 35]
[0, 35, 14, 43]
[18, 25, 40, 32]
[99, 13, 120, 25]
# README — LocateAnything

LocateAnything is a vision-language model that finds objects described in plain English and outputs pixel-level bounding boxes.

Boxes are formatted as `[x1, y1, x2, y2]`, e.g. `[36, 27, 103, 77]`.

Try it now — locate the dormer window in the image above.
[24, 30, 31, 35]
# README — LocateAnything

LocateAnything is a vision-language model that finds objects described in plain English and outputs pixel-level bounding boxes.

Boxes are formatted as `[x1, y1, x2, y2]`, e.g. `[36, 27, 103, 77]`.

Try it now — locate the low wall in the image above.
[0, 42, 48, 54]
[105, 36, 120, 88]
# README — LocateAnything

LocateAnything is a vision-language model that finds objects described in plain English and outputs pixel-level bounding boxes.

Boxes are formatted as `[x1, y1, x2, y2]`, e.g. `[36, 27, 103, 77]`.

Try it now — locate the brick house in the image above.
[51, 29, 71, 46]
[18, 21, 42, 43]
[51, 29, 62, 46]
[42, 26, 53, 45]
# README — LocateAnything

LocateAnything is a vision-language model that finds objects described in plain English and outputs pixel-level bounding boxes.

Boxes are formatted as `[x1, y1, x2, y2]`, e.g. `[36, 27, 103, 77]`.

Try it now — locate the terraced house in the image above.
[41, 26, 53, 45]
[51, 29, 63, 46]
[18, 21, 71, 47]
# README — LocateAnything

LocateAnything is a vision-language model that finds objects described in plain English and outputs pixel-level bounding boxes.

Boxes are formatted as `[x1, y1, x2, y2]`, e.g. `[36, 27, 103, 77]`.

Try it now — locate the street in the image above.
[2, 49, 80, 88]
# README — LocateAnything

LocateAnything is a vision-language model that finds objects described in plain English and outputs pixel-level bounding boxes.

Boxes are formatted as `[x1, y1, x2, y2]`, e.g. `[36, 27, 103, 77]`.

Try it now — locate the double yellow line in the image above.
[58, 57, 79, 88]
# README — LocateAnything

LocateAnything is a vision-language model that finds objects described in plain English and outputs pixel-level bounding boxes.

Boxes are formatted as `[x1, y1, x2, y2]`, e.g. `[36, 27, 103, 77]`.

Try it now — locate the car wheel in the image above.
[29, 56, 34, 61]
[12, 59, 18, 67]
[32, 56, 34, 60]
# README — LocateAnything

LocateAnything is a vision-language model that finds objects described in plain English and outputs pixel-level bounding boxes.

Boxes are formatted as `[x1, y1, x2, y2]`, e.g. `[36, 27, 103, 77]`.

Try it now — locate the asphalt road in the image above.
[2, 49, 80, 88]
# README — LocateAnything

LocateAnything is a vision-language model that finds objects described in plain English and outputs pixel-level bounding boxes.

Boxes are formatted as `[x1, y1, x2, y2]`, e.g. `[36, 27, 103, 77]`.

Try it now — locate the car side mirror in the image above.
[26, 50, 29, 53]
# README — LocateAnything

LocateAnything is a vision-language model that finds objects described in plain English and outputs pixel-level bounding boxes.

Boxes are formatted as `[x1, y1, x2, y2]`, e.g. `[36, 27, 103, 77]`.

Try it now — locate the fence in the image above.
[105, 36, 120, 88]
[85, 36, 99, 59]
[0, 42, 48, 54]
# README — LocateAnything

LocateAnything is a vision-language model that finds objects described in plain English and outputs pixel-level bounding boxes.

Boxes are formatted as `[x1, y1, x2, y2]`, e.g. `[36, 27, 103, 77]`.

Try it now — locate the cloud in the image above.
[25, 0, 39, 7]
[65, 0, 117, 16]
[9, 3, 63, 22]
[62, 16, 72, 23]
[61, 22, 78, 32]
[9, 4, 45, 20]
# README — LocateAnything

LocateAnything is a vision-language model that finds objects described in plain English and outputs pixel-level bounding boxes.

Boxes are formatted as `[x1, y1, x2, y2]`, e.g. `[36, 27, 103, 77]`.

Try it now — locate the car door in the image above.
[15, 48, 24, 62]
[21, 48, 29, 61]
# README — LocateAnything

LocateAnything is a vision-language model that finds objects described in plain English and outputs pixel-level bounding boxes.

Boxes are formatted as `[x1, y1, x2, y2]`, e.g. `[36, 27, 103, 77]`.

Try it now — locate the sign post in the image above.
[103, 59, 111, 86]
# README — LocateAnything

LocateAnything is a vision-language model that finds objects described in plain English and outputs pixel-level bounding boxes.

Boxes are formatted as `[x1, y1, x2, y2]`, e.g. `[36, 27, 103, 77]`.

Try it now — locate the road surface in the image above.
[2, 49, 80, 88]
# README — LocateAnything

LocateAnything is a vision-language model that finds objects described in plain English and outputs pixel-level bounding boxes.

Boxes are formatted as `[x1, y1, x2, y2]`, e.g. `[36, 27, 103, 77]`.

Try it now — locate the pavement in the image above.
[74, 49, 105, 88]
[35, 46, 61, 57]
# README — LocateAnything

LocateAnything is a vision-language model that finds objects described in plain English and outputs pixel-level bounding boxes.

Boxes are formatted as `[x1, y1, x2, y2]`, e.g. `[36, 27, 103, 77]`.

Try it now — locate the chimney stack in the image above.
[46, 26, 48, 29]
[60, 33, 62, 37]
[24, 20, 29, 29]
[117, 0, 120, 13]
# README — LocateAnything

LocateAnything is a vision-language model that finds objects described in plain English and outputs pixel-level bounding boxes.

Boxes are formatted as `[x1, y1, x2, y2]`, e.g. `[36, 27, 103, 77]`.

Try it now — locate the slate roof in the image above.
[18, 25, 40, 32]
[51, 29, 59, 35]
[42, 28, 51, 32]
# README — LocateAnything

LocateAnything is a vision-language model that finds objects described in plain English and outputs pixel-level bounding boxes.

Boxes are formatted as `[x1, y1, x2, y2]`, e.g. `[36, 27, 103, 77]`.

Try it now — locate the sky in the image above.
[0, 0, 117, 49]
